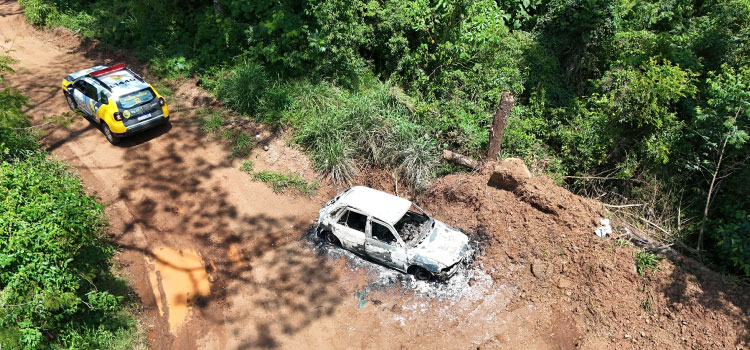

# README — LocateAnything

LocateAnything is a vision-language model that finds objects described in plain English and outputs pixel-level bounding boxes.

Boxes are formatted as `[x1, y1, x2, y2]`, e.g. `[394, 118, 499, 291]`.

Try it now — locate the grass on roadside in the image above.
[44, 111, 78, 127]
[252, 170, 318, 196]
[151, 79, 177, 98]
[240, 159, 254, 173]
[196, 108, 255, 158]
[197, 108, 223, 133]
[221, 129, 253, 158]
[615, 237, 633, 247]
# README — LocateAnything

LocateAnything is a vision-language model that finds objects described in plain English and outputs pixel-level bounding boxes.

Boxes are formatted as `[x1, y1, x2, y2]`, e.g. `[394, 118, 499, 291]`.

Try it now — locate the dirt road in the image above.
[1, 2, 573, 349]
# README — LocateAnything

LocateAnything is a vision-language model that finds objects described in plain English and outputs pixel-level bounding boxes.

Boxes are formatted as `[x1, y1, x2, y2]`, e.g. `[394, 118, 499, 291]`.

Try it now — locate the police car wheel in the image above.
[65, 93, 77, 111]
[103, 124, 120, 145]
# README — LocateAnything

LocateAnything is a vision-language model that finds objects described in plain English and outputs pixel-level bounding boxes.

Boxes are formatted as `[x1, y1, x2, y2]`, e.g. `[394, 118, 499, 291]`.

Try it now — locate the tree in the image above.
[691, 65, 750, 253]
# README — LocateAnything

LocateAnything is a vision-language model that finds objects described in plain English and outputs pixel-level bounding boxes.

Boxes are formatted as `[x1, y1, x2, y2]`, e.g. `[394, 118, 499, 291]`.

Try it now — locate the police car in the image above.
[62, 64, 169, 144]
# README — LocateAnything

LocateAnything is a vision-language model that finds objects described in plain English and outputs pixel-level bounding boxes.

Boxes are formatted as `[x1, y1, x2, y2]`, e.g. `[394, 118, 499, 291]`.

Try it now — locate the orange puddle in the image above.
[147, 247, 211, 335]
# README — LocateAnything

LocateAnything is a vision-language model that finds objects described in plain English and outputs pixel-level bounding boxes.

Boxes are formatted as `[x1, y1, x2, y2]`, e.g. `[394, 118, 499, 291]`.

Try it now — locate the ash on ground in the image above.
[302, 226, 517, 303]
[302, 227, 520, 336]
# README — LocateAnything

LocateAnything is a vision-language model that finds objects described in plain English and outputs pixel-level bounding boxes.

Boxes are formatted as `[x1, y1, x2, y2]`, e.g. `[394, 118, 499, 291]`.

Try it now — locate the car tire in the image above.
[324, 231, 340, 246]
[103, 123, 120, 145]
[413, 267, 432, 281]
[65, 92, 77, 111]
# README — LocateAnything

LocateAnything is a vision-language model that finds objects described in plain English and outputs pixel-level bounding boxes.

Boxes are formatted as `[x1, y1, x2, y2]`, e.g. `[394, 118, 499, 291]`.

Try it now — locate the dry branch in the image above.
[602, 203, 645, 209]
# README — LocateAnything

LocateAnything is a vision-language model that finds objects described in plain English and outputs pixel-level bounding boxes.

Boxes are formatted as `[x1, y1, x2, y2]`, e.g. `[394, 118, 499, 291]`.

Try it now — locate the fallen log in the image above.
[442, 149, 480, 170]
[621, 223, 714, 276]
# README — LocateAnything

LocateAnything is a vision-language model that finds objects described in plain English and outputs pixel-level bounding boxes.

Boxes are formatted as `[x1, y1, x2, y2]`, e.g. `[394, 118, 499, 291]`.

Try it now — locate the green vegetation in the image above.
[641, 288, 655, 313]
[616, 237, 633, 247]
[43, 111, 78, 127]
[635, 250, 662, 275]
[0, 58, 143, 349]
[240, 159, 254, 173]
[281, 79, 436, 187]
[150, 79, 176, 98]
[196, 108, 255, 158]
[222, 129, 254, 159]
[197, 108, 223, 133]
[252, 170, 319, 196]
[18, 0, 750, 275]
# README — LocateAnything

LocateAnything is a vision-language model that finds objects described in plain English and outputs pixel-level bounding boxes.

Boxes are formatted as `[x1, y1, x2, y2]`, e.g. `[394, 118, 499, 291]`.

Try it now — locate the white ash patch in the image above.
[303, 227, 520, 331]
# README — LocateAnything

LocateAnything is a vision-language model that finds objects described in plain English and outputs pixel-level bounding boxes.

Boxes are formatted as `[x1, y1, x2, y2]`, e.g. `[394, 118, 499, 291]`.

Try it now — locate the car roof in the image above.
[70, 65, 151, 96]
[67, 66, 108, 81]
[337, 186, 412, 226]
[93, 70, 150, 95]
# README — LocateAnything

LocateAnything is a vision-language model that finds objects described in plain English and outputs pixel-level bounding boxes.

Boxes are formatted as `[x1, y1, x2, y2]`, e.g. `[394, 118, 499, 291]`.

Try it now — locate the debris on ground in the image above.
[595, 218, 613, 238]
[488, 157, 531, 190]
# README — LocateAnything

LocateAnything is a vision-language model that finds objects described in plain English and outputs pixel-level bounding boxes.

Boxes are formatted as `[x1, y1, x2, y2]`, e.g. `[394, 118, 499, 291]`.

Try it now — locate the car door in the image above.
[332, 208, 367, 253]
[72, 80, 91, 116]
[93, 89, 110, 120]
[365, 218, 407, 271]
[84, 82, 103, 118]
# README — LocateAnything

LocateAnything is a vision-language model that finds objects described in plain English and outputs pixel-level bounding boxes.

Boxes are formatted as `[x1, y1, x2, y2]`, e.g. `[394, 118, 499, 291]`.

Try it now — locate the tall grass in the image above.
[212, 66, 438, 189]
[212, 62, 289, 124]
[285, 80, 437, 189]
[213, 62, 268, 116]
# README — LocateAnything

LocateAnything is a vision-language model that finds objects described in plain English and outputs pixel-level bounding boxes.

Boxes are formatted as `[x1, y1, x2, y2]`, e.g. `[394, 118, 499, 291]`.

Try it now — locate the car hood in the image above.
[411, 221, 469, 267]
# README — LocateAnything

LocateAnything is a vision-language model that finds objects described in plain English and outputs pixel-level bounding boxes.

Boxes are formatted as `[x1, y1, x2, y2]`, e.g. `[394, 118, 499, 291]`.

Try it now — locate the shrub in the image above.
[17, 0, 59, 26]
[0, 58, 37, 160]
[710, 206, 750, 276]
[213, 62, 290, 124]
[214, 62, 268, 116]
[0, 154, 141, 349]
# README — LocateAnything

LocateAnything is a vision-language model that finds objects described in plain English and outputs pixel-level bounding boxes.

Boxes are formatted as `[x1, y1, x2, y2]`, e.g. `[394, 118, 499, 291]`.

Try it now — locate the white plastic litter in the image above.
[595, 218, 612, 238]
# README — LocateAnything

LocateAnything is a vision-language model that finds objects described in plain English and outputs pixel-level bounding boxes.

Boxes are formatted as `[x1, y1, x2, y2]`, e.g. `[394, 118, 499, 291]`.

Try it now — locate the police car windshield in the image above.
[119, 88, 154, 109]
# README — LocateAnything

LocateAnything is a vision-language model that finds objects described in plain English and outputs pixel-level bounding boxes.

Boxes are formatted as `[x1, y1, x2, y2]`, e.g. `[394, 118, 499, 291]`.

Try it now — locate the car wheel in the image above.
[324, 231, 340, 246]
[65, 92, 77, 111]
[413, 267, 432, 281]
[103, 123, 120, 145]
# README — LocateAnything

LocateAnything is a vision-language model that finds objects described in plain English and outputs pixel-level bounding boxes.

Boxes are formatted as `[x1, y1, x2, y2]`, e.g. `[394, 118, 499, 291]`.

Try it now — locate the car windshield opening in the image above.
[394, 205, 433, 245]
[118, 88, 154, 109]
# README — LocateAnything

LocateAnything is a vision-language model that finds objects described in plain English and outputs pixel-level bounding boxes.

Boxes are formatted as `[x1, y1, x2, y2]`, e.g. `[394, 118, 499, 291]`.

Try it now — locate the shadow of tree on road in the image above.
[661, 259, 750, 346]
[108, 110, 340, 349]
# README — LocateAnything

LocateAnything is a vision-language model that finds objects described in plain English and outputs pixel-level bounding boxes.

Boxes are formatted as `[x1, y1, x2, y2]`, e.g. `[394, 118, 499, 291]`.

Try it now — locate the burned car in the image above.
[316, 186, 470, 280]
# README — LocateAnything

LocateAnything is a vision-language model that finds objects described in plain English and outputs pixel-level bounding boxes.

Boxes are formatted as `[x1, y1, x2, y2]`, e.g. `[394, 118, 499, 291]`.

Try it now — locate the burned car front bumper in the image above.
[436, 259, 463, 280]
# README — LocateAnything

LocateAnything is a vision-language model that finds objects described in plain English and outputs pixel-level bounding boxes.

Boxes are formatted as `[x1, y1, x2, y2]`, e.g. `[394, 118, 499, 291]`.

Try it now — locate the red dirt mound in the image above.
[413, 162, 749, 349]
